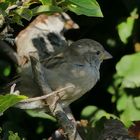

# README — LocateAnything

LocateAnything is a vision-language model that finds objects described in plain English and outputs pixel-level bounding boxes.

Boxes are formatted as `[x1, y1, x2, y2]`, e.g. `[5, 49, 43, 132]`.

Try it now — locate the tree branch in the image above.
[29, 53, 82, 140]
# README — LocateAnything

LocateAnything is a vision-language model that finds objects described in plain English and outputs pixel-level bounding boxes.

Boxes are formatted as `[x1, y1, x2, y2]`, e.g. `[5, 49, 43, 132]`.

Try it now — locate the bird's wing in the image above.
[41, 53, 67, 69]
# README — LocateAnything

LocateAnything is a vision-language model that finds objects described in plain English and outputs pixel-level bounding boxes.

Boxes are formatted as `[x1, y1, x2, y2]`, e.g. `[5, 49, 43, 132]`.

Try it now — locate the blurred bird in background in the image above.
[16, 12, 79, 66]
[14, 12, 79, 97]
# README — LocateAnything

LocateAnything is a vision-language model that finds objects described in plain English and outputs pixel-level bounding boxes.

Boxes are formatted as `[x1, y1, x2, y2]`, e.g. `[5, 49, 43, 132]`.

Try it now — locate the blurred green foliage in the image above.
[117, 8, 138, 44]
[8, 131, 21, 140]
[0, 94, 27, 114]
[81, 105, 117, 127]
[80, 5, 140, 128]
[0, 60, 11, 78]
[107, 51, 140, 126]
[116, 52, 140, 88]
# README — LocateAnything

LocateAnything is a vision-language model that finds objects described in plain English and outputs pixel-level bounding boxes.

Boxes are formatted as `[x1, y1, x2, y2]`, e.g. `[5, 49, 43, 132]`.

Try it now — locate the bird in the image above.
[17, 39, 112, 107]
[15, 12, 79, 67]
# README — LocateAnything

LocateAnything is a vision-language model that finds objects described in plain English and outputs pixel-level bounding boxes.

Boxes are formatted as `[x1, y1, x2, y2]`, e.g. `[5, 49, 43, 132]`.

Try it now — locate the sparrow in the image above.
[18, 39, 112, 107]
[15, 12, 79, 66]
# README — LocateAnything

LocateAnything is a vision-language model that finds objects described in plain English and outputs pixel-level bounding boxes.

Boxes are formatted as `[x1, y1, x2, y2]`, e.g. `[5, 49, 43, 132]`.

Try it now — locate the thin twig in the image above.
[20, 85, 73, 103]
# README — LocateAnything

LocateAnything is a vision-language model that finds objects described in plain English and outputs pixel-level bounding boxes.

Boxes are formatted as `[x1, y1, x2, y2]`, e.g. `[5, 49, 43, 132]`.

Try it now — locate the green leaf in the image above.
[117, 8, 138, 44]
[26, 110, 56, 122]
[117, 17, 134, 44]
[81, 105, 117, 126]
[134, 96, 140, 108]
[107, 74, 122, 95]
[11, 15, 23, 26]
[0, 94, 27, 114]
[117, 93, 128, 111]
[15, 7, 33, 21]
[116, 52, 140, 88]
[66, 0, 103, 17]
[8, 131, 21, 140]
[120, 96, 140, 127]
[32, 5, 62, 15]
[81, 105, 98, 118]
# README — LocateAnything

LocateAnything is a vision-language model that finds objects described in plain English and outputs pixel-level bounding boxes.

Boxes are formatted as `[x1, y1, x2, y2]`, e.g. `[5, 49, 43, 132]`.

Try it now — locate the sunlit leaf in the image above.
[116, 52, 140, 88]
[66, 0, 103, 17]
[15, 7, 33, 21]
[117, 8, 138, 44]
[107, 74, 122, 95]
[134, 96, 140, 108]
[117, 18, 134, 44]
[117, 93, 128, 111]
[32, 5, 62, 15]
[0, 94, 27, 114]
[8, 131, 21, 140]
[81, 105, 116, 126]
[120, 96, 140, 127]
[81, 105, 98, 118]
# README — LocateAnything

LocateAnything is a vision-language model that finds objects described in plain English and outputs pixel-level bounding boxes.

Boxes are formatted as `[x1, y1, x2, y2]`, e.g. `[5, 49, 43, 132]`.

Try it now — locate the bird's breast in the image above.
[71, 64, 100, 93]
[45, 63, 100, 107]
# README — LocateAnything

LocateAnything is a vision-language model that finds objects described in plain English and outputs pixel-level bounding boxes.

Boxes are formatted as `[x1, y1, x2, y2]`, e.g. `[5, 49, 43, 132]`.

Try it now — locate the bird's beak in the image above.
[103, 50, 112, 60]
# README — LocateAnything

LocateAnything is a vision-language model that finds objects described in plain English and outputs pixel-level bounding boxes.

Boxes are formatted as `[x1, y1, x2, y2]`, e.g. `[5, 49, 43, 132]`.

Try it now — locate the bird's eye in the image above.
[96, 51, 100, 55]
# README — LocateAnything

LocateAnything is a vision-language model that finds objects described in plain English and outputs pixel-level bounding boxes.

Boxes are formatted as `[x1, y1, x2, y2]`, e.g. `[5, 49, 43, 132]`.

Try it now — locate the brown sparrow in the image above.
[15, 12, 79, 66]
[17, 39, 112, 107]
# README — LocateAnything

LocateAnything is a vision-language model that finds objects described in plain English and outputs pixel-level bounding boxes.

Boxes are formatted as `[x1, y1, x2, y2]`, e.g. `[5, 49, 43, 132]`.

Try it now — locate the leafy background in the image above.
[0, 0, 140, 139]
